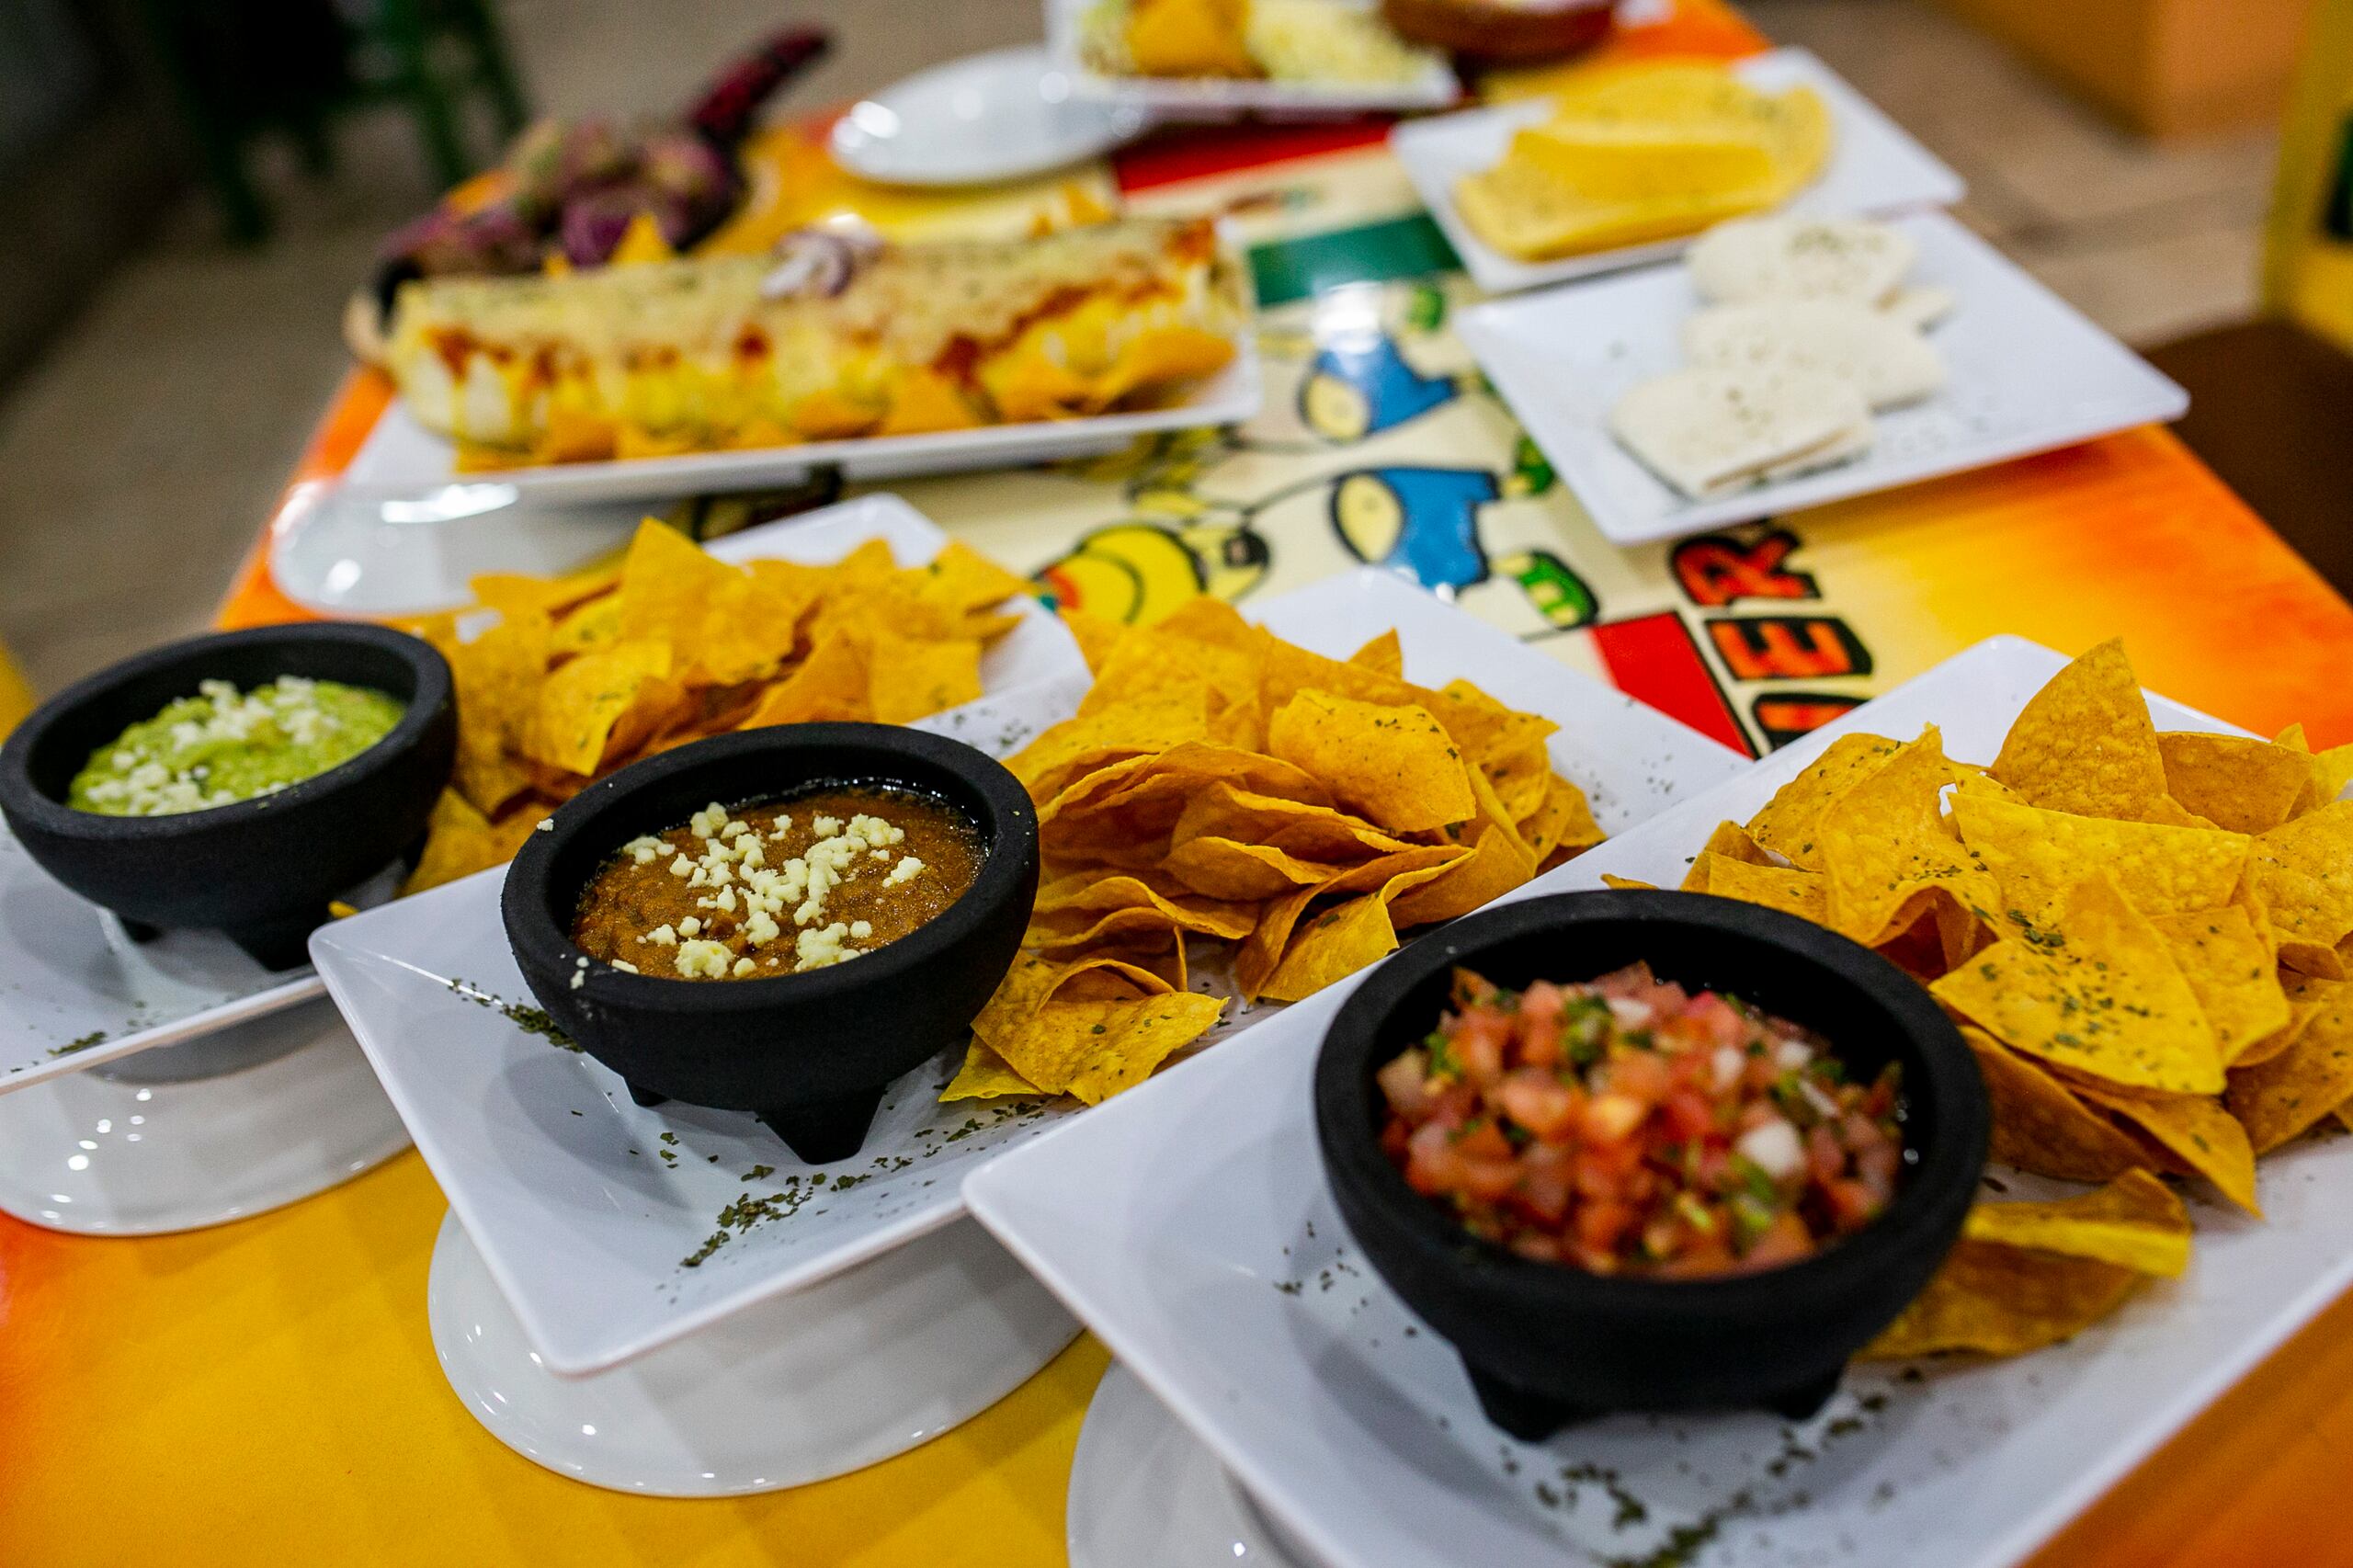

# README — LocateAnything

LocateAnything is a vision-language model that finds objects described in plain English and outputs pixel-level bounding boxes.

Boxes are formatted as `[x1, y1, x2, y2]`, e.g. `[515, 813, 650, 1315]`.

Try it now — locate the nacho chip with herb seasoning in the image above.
[1815, 727, 1998, 949]
[1989, 637, 2204, 825]
[1931, 874, 2222, 1095]
[1962, 1028, 2152, 1184]
[1950, 793, 2250, 930]
[2070, 1079, 2259, 1214]
[1745, 731, 1903, 869]
[1860, 1238, 2145, 1360]
[1960, 1169, 2192, 1277]
[2158, 732, 2314, 835]
[2225, 976, 2353, 1153]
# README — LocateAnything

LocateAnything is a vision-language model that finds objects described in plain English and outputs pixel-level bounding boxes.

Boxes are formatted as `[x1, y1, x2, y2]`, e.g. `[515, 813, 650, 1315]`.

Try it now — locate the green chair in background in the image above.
[133, 0, 529, 242]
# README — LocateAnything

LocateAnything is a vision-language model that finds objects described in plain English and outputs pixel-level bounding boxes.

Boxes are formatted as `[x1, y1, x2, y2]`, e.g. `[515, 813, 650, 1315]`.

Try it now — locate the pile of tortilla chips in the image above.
[398, 519, 1031, 893]
[943, 597, 1603, 1107]
[1637, 639, 2353, 1357]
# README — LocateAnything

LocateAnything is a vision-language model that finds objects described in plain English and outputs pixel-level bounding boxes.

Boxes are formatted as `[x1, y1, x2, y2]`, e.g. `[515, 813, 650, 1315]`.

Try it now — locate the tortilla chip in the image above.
[2234, 991, 2324, 1069]
[1696, 855, 1831, 925]
[1347, 629, 1404, 676]
[736, 627, 870, 729]
[2247, 802, 2353, 971]
[441, 608, 550, 816]
[1931, 874, 2222, 1095]
[1030, 869, 1260, 943]
[402, 790, 515, 896]
[1381, 824, 1529, 926]
[1160, 836, 1347, 900]
[990, 991, 1227, 1105]
[1232, 847, 1463, 1000]
[1962, 1028, 2151, 1184]
[1959, 1169, 2191, 1278]
[614, 519, 799, 686]
[1950, 793, 2250, 931]
[1259, 893, 1404, 1004]
[2147, 906, 2291, 1063]
[1817, 727, 1999, 948]
[2157, 732, 2313, 835]
[1266, 690, 1476, 835]
[1258, 639, 1554, 772]
[940, 1040, 1044, 1101]
[1989, 639, 2197, 824]
[1170, 781, 1419, 863]
[1007, 693, 1213, 803]
[1058, 607, 1129, 673]
[1859, 1238, 2144, 1359]
[2071, 1080, 2259, 1214]
[866, 629, 983, 724]
[2225, 976, 2353, 1153]
[1746, 732, 1903, 869]
[525, 640, 677, 776]
[913, 540, 1031, 617]
[1601, 874, 1658, 891]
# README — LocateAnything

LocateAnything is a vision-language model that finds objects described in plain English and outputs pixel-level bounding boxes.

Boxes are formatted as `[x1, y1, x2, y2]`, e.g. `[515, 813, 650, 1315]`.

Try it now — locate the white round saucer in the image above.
[1067, 1361, 1327, 1568]
[830, 45, 1150, 187]
[0, 997, 412, 1234]
[428, 1210, 1080, 1495]
[268, 477, 642, 619]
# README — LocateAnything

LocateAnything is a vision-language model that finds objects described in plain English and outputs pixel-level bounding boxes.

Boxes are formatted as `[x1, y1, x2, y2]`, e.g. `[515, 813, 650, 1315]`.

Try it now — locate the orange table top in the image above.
[12, 5, 2353, 1565]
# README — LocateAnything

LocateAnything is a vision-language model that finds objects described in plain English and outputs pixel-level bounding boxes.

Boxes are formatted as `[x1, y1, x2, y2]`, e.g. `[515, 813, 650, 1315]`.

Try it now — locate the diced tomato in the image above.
[1498, 1069, 1580, 1142]
[1377, 964, 1903, 1278]
[1661, 1089, 1716, 1143]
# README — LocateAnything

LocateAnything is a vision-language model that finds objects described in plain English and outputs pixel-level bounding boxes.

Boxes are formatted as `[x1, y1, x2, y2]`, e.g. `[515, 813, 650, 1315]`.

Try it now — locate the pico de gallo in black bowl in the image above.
[1313, 890, 1985, 1439]
[1379, 962, 1904, 1278]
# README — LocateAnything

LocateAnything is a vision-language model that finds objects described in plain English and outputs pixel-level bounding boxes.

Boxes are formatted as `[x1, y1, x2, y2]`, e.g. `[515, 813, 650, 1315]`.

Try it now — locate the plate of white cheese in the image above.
[1457, 210, 2188, 546]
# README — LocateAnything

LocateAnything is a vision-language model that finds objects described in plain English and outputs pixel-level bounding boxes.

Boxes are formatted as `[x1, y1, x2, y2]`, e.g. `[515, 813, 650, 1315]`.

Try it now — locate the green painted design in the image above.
[1248, 213, 1461, 307]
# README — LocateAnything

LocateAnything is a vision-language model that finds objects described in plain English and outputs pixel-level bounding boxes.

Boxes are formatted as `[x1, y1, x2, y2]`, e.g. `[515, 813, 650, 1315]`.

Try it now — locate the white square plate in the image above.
[313, 565, 1740, 1374]
[1393, 48, 1965, 296]
[1458, 210, 2188, 545]
[341, 333, 1262, 508]
[967, 636, 2352, 1568]
[1044, 0, 1461, 113]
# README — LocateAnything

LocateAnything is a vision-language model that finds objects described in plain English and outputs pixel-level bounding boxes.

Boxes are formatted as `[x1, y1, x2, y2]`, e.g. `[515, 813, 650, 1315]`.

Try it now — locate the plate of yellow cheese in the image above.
[1393, 48, 1963, 295]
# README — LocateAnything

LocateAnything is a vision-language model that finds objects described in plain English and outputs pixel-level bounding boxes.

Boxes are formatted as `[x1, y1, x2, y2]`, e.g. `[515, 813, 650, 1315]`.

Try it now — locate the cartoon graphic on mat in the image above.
[1277, 281, 1478, 444]
[1032, 516, 1272, 623]
[1327, 465, 1597, 629]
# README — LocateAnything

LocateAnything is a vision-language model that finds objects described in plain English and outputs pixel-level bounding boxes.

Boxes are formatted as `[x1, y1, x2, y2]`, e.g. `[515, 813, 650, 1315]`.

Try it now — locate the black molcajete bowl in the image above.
[500, 722, 1039, 1165]
[1313, 889, 1987, 1442]
[0, 624, 456, 970]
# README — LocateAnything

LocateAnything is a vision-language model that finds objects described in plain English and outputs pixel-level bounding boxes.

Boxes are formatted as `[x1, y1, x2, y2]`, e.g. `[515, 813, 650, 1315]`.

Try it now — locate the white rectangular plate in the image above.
[1044, 0, 1461, 113]
[1459, 210, 2188, 545]
[313, 566, 1740, 1375]
[340, 335, 1262, 507]
[1393, 48, 1965, 296]
[967, 635, 2351, 1568]
[0, 844, 326, 1095]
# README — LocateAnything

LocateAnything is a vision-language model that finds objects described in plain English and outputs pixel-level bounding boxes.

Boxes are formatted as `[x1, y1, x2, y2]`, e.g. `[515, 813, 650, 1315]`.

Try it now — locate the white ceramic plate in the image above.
[831, 45, 1151, 187]
[0, 838, 410, 1096]
[1458, 211, 2188, 545]
[1393, 47, 1965, 296]
[0, 997, 410, 1233]
[313, 567, 1740, 1375]
[430, 1210, 1077, 1494]
[268, 478, 645, 618]
[1068, 1361, 1322, 1568]
[1045, 0, 1460, 115]
[967, 635, 2353, 1568]
[339, 337, 1261, 508]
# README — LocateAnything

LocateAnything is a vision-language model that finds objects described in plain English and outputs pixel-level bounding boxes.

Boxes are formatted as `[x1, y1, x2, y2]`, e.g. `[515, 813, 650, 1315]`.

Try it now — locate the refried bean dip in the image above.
[572, 786, 981, 981]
